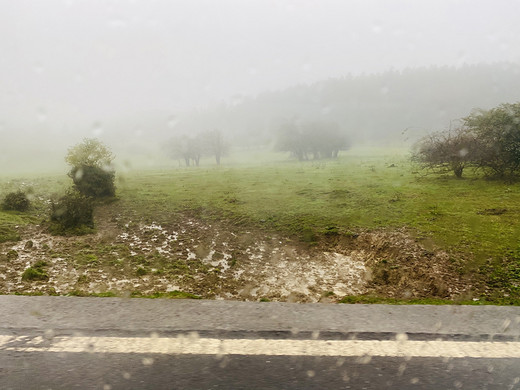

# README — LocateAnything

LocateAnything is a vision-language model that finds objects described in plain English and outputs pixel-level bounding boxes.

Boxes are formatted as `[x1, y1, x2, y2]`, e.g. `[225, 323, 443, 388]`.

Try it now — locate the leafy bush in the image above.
[1, 190, 30, 211]
[66, 138, 116, 198]
[50, 190, 94, 234]
[69, 165, 116, 198]
[463, 103, 520, 178]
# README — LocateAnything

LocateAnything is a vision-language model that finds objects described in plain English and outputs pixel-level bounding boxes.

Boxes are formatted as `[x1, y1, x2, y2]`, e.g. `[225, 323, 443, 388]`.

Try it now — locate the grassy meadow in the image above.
[1, 149, 520, 302]
[118, 154, 520, 264]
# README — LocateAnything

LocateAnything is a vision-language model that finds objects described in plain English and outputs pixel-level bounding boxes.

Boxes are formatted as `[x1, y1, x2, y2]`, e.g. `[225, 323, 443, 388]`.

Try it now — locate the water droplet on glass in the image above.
[37, 108, 47, 123]
[397, 363, 407, 376]
[307, 370, 315, 378]
[92, 122, 103, 136]
[396, 333, 408, 342]
[75, 168, 84, 181]
[167, 116, 178, 128]
[108, 18, 126, 28]
[34, 64, 44, 74]
[142, 357, 154, 366]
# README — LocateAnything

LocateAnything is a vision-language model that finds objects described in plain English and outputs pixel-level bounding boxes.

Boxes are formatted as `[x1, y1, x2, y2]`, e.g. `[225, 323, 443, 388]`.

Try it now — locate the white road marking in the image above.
[1, 335, 520, 358]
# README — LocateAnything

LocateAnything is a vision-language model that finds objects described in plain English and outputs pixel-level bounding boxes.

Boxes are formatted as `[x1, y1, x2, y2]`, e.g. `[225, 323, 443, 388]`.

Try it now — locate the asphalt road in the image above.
[1, 296, 520, 389]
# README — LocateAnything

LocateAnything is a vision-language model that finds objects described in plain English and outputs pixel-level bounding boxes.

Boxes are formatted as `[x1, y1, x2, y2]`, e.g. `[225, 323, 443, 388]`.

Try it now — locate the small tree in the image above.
[166, 135, 203, 166]
[66, 138, 116, 197]
[202, 129, 228, 165]
[412, 127, 478, 178]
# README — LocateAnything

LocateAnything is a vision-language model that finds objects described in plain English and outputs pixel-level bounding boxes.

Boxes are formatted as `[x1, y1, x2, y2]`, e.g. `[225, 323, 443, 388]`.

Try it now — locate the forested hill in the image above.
[178, 63, 520, 147]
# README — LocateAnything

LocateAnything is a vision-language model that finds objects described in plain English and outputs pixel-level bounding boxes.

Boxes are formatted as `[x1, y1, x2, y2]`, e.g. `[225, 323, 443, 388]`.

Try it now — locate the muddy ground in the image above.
[0, 203, 474, 303]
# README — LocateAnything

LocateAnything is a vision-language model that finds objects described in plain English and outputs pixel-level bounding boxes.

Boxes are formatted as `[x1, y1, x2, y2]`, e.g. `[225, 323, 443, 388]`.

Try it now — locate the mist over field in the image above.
[2, 0, 520, 306]
[1, 0, 520, 173]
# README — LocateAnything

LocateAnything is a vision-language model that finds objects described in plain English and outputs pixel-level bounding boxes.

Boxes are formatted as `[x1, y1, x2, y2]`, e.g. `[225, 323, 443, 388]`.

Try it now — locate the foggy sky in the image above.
[2, 0, 520, 130]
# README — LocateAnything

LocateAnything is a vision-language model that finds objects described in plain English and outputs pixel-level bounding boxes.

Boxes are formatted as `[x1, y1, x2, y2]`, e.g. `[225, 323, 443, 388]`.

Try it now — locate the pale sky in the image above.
[1, 0, 520, 127]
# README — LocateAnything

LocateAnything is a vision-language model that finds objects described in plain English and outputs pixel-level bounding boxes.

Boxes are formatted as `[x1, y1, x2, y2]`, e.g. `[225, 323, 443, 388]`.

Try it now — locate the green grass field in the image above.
[116, 154, 520, 265]
[1, 150, 520, 302]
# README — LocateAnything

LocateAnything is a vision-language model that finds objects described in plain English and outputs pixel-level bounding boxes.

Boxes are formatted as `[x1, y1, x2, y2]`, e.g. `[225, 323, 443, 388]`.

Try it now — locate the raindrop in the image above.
[103, 385, 112, 390]
[33, 64, 44, 74]
[396, 333, 408, 342]
[187, 331, 200, 340]
[357, 355, 372, 364]
[306, 370, 315, 378]
[458, 148, 468, 157]
[311, 330, 320, 340]
[37, 108, 47, 123]
[122, 372, 131, 380]
[167, 116, 178, 128]
[320, 106, 331, 115]
[142, 357, 154, 366]
[454, 380, 462, 388]
[108, 18, 126, 28]
[231, 95, 244, 106]
[397, 363, 407, 376]
[44, 329, 55, 340]
[302, 63, 312, 72]
[219, 356, 230, 368]
[290, 327, 299, 335]
[372, 21, 383, 34]
[335, 357, 345, 367]
[75, 168, 84, 181]
[502, 318, 511, 332]
[92, 122, 103, 136]
[410, 377, 419, 384]
[150, 332, 159, 339]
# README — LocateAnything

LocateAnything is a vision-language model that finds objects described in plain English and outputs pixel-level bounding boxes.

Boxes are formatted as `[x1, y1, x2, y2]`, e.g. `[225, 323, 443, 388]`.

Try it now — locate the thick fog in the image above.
[1, 0, 520, 172]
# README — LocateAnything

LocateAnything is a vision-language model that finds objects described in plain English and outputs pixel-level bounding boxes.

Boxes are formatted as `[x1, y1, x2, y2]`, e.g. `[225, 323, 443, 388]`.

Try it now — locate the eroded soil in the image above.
[0, 203, 473, 302]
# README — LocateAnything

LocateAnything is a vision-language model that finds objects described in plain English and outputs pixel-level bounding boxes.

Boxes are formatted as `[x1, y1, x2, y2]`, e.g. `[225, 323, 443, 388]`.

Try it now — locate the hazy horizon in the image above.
[2, 0, 520, 172]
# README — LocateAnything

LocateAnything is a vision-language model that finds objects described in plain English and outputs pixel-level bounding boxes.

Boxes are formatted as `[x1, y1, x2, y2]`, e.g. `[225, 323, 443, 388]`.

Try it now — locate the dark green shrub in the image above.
[1, 190, 30, 211]
[50, 190, 94, 234]
[69, 165, 116, 198]
[22, 261, 48, 281]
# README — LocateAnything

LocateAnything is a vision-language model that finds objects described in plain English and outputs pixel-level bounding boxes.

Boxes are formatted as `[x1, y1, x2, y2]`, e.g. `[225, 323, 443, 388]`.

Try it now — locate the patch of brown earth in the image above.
[0, 204, 473, 302]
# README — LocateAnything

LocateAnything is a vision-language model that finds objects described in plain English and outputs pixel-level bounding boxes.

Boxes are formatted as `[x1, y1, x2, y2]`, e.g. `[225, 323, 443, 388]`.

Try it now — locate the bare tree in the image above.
[202, 129, 228, 165]
[412, 127, 477, 178]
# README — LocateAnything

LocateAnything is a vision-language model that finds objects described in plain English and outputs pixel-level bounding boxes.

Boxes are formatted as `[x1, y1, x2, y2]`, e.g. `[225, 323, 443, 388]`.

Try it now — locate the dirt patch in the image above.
[0, 204, 473, 302]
